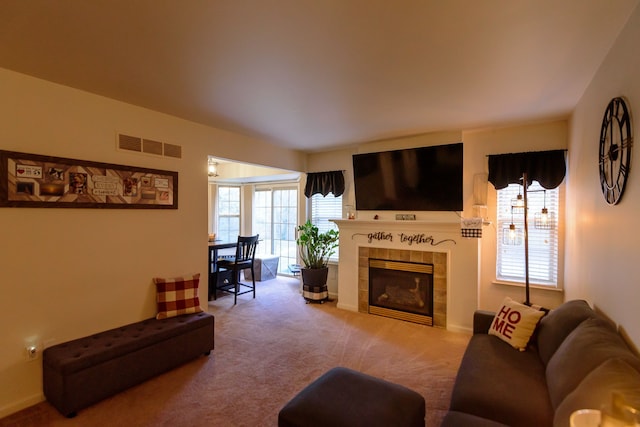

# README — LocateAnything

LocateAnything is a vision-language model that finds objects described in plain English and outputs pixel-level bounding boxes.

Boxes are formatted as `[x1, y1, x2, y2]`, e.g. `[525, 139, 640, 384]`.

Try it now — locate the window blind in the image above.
[311, 193, 342, 259]
[496, 181, 559, 286]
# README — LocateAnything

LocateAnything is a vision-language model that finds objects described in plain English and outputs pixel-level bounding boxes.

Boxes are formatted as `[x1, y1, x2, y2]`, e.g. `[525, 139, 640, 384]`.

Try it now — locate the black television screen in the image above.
[352, 143, 463, 211]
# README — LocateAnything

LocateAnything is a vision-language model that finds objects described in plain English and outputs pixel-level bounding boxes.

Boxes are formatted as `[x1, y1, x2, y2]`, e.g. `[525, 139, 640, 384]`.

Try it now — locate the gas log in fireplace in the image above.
[368, 258, 434, 325]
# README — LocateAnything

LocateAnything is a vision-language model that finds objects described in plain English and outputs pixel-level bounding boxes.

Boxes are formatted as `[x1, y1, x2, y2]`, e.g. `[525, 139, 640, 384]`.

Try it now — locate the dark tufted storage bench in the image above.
[43, 312, 214, 417]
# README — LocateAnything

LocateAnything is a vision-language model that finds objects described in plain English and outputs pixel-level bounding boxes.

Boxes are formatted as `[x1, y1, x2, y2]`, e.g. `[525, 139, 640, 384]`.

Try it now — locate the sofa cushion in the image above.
[154, 273, 203, 319]
[546, 317, 640, 409]
[553, 358, 640, 427]
[488, 297, 545, 351]
[536, 300, 598, 365]
[473, 310, 497, 335]
[449, 334, 553, 427]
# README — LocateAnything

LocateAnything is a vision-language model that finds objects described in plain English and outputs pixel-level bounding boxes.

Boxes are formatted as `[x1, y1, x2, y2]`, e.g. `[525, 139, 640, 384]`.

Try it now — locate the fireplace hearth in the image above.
[369, 259, 434, 325]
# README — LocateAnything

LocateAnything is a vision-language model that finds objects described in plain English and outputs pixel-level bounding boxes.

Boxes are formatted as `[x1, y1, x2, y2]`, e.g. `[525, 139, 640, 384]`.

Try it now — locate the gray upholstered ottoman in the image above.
[278, 367, 425, 427]
[244, 254, 279, 281]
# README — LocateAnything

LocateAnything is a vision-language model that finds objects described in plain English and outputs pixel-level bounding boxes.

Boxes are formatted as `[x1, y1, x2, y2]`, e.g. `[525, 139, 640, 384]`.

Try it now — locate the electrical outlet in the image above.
[26, 345, 38, 361]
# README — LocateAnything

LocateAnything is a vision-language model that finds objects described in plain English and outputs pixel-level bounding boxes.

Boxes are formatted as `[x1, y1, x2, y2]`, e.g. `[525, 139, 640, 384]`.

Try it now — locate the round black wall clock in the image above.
[599, 97, 633, 205]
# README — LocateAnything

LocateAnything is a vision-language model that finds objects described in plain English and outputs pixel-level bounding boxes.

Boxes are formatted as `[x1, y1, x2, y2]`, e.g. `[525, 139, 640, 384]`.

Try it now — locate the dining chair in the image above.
[215, 234, 259, 304]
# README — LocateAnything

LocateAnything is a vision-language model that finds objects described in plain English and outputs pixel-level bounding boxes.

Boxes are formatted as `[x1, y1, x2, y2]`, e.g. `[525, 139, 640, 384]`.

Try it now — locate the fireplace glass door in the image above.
[368, 259, 434, 324]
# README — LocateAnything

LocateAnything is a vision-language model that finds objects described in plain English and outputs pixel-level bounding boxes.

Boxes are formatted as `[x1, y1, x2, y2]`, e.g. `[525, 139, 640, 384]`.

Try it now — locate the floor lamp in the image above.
[505, 172, 553, 307]
[522, 172, 531, 306]
[522, 172, 553, 306]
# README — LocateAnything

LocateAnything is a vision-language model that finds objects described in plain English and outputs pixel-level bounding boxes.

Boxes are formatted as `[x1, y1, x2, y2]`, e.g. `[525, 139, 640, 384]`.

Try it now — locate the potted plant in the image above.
[296, 220, 339, 302]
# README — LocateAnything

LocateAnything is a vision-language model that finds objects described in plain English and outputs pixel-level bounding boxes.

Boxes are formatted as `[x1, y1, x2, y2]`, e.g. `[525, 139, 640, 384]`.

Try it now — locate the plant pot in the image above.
[301, 267, 329, 303]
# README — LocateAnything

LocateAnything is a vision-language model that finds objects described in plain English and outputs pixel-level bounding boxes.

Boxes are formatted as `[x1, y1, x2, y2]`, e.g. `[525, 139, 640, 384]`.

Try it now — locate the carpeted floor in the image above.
[0, 276, 470, 427]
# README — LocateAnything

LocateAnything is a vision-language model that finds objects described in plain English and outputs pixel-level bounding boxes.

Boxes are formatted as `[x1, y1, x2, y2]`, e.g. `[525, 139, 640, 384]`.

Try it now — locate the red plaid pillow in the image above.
[153, 273, 203, 319]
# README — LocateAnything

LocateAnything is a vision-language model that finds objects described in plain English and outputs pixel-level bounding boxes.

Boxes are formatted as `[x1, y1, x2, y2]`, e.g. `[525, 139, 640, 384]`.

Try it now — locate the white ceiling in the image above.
[1, 1, 638, 152]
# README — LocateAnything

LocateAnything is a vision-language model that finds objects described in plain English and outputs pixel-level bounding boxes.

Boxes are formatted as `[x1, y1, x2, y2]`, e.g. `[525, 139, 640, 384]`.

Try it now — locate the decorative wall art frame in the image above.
[0, 150, 178, 209]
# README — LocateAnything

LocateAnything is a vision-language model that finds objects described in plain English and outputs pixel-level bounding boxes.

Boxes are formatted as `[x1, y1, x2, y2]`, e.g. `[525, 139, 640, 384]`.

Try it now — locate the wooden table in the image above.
[208, 241, 236, 300]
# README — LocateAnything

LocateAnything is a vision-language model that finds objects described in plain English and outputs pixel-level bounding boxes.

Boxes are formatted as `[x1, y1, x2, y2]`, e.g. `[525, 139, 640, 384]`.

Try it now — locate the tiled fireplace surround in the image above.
[332, 219, 479, 332]
[359, 246, 447, 327]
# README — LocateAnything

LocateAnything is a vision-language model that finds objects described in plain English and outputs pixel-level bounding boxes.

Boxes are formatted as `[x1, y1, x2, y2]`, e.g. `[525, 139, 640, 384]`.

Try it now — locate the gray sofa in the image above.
[442, 300, 640, 427]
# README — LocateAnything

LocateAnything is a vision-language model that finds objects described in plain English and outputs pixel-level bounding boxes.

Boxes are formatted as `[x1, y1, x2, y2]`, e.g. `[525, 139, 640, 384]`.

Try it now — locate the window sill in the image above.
[492, 280, 564, 293]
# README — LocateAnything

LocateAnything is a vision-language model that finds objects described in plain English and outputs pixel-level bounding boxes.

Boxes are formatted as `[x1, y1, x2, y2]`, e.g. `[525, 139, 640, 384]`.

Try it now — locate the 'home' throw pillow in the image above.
[154, 273, 203, 319]
[489, 297, 545, 351]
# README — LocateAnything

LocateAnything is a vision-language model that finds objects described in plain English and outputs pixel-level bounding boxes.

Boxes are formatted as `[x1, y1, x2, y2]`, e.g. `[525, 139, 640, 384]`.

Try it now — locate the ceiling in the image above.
[1, 1, 638, 152]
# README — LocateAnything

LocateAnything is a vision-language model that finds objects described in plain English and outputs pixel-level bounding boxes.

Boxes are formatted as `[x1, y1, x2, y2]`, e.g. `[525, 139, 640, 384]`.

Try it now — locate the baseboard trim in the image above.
[336, 302, 358, 312]
[446, 323, 472, 334]
[0, 393, 44, 419]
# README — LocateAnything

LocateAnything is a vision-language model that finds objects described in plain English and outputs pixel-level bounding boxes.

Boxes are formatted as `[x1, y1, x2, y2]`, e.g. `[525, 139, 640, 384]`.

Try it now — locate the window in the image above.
[496, 181, 559, 286]
[253, 186, 298, 274]
[310, 193, 342, 260]
[253, 189, 272, 253]
[217, 186, 240, 243]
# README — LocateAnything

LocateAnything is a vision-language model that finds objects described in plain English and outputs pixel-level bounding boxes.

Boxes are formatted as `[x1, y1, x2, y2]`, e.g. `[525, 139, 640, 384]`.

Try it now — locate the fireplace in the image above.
[368, 259, 434, 325]
[358, 247, 447, 327]
[332, 218, 480, 332]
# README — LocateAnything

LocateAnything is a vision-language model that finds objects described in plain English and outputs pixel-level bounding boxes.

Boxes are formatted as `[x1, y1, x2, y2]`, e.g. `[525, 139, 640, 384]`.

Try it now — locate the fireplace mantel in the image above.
[332, 218, 461, 229]
[331, 218, 480, 332]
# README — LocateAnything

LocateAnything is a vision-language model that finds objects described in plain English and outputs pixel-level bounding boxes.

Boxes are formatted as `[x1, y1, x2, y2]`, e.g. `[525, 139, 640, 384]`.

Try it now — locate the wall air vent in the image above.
[118, 134, 142, 152]
[117, 133, 182, 160]
[142, 139, 163, 156]
[163, 143, 182, 159]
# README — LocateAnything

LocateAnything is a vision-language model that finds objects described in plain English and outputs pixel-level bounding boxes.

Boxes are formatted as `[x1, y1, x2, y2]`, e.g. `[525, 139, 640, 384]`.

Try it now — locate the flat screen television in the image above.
[352, 143, 463, 211]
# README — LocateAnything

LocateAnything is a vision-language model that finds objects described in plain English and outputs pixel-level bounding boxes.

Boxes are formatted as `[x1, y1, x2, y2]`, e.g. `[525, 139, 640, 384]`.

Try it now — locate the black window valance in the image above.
[488, 150, 566, 190]
[304, 171, 345, 197]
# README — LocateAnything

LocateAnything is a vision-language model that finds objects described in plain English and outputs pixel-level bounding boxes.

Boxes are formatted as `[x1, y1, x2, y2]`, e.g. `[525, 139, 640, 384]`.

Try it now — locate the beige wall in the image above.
[565, 5, 640, 346]
[0, 68, 305, 417]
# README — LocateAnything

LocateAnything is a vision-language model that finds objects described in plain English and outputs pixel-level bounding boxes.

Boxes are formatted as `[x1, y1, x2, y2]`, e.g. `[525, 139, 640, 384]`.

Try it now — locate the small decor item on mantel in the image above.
[461, 217, 483, 238]
[346, 204, 356, 219]
[295, 220, 339, 303]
